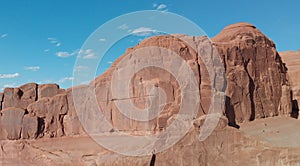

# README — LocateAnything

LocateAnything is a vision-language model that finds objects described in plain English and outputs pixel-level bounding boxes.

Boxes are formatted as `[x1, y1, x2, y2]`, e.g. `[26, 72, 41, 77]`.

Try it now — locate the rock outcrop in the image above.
[89, 35, 215, 133]
[0, 22, 294, 140]
[0, 107, 26, 140]
[280, 50, 300, 118]
[0, 84, 68, 140]
[212, 22, 291, 123]
[0, 22, 298, 165]
[2, 83, 37, 110]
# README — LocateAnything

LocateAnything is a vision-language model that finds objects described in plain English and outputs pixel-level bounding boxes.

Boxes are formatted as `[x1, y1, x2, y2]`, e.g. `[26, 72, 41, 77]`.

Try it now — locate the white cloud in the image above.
[48, 37, 61, 47]
[0, 73, 20, 79]
[58, 77, 74, 83]
[78, 49, 98, 59]
[107, 61, 113, 64]
[0, 33, 8, 39]
[99, 38, 106, 42]
[156, 4, 167, 10]
[56, 51, 72, 58]
[118, 24, 129, 30]
[56, 50, 77, 58]
[56, 49, 97, 59]
[131, 27, 158, 36]
[44, 49, 50, 52]
[24, 66, 40, 71]
[153, 3, 168, 11]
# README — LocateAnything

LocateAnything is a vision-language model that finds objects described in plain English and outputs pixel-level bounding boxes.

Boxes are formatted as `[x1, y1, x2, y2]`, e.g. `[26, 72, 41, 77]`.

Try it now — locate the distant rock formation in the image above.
[0, 22, 294, 140]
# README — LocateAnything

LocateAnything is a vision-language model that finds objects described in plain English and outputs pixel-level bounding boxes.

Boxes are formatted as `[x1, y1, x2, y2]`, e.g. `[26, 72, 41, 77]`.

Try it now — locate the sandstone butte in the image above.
[0, 22, 299, 165]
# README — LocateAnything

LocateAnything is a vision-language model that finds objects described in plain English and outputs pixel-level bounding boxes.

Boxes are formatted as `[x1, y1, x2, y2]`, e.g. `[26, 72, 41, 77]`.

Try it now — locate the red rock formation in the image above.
[27, 92, 68, 137]
[212, 22, 291, 123]
[2, 83, 37, 110]
[0, 83, 68, 140]
[0, 22, 294, 141]
[280, 50, 300, 100]
[38, 84, 65, 99]
[280, 50, 300, 118]
[89, 35, 213, 133]
[0, 107, 26, 140]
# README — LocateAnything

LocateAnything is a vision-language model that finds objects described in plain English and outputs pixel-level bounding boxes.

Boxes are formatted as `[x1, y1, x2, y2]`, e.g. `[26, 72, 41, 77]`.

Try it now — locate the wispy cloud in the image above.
[0, 73, 20, 79]
[56, 49, 97, 59]
[56, 50, 77, 58]
[156, 4, 167, 10]
[58, 77, 74, 83]
[153, 3, 168, 11]
[99, 38, 106, 42]
[0, 33, 8, 39]
[78, 49, 98, 59]
[130, 27, 158, 36]
[118, 24, 129, 30]
[107, 61, 113, 64]
[48, 37, 61, 47]
[44, 49, 50, 52]
[24, 66, 40, 71]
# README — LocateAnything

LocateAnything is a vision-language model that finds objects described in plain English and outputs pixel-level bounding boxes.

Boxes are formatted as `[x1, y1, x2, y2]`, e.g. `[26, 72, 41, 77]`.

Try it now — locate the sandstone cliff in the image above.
[280, 50, 300, 118]
[213, 23, 291, 124]
[0, 23, 294, 141]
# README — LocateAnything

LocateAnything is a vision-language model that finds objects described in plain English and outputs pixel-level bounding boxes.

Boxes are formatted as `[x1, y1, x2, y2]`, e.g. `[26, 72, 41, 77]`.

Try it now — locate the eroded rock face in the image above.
[38, 84, 65, 99]
[280, 50, 300, 103]
[0, 83, 69, 139]
[0, 107, 26, 140]
[0, 22, 294, 140]
[63, 87, 85, 136]
[27, 94, 68, 137]
[90, 35, 214, 133]
[22, 114, 38, 139]
[2, 83, 37, 110]
[212, 22, 291, 123]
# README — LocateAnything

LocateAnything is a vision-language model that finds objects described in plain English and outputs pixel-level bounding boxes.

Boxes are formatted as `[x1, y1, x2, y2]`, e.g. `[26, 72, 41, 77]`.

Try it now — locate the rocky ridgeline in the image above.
[0, 22, 294, 140]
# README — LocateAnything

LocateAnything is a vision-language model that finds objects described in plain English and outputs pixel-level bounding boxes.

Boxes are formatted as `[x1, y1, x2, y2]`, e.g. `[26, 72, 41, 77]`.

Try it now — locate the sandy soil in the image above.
[240, 116, 300, 147]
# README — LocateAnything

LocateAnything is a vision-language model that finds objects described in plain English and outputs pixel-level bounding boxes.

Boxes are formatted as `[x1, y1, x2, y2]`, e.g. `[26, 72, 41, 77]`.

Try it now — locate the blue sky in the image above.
[0, 0, 299, 90]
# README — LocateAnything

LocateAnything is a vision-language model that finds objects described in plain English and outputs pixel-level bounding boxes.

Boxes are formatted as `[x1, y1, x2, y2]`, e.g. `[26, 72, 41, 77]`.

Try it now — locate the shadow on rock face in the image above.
[291, 99, 299, 119]
[225, 96, 240, 129]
